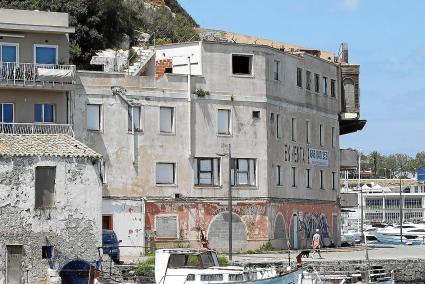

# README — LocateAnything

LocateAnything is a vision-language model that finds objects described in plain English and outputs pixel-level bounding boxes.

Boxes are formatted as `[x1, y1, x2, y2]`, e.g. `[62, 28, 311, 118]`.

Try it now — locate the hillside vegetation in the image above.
[0, 0, 198, 68]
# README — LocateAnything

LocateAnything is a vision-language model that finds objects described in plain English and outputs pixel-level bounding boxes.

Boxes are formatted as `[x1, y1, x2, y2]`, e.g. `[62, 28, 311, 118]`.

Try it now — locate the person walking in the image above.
[311, 229, 322, 259]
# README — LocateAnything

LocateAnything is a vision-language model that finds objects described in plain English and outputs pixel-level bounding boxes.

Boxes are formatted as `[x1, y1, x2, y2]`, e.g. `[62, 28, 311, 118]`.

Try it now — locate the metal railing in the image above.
[0, 62, 76, 85]
[0, 123, 74, 136]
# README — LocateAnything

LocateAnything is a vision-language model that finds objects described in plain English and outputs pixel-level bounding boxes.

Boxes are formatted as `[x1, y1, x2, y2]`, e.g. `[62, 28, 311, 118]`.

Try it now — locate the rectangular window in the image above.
[332, 172, 336, 190]
[230, 158, 256, 186]
[194, 158, 220, 186]
[128, 106, 142, 132]
[291, 118, 296, 142]
[34, 45, 58, 64]
[156, 215, 178, 238]
[0, 43, 18, 63]
[331, 127, 335, 148]
[306, 169, 311, 189]
[320, 170, 324, 189]
[276, 165, 282, 186]
[35, 166, 56, 208]
[306, 120, 311, 144]
[306, 70, 311, 90]
[0, 103, 14, 123]
[232, 54, 253, 75]
[273, 60, 280, 80]
[319, 124, 324, 146]
[331, 79, 336, 97]
[322, 76, 328, 95]
[291, 167, 296, 187]
[314, 74, 320, 93]
[160, 107, 175, 133]
[102, 215, 113, 230]
[156, 163, 176, 185]
[217, 109, 231, 135]
[296, 68, 302, 87]
[87, 104, 101, 131]
[34, 103, 55, 123]
[276, 114, 281, 138]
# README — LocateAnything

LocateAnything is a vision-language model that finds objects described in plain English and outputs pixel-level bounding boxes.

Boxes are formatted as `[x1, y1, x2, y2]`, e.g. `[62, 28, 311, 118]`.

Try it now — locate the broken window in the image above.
[332, 172, 336, 190]
[331, 127, 335, 148]
[331, 79, 336, 97]
[156, 163, 176, 184]
[42, 246, 53, 259]
[273, 60, 280, 80]
[230, 158, 256, 186]
[306, 70, 311, 90]
[319, 124, 324, 146]
[232, 54, 253, 75]
[156, 215, 178, 238]
[296, 68, 302, 87]
[194, 158, 220, 186]
[102, 215, 113, 230]
[276, 165, 282, 186]
[292, 167, 296, 187]
[0, 103, 14, 123]
[35, 166, 56, 208]
[128, 106, 142, 132]
[35, 103, 55, 123]
[314, 74, 320, 93]
[160, 107, 174, 133]
[320, 170, 324, 189]
[322, 77, 328, 95]
[252, 111, 260, 119]
[217, 109, 231, 134]
[87, 104, 101, 131]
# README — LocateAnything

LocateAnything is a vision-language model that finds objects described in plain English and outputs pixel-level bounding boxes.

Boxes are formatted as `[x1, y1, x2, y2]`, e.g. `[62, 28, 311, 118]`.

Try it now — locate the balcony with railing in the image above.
[0, 123, 74, 136]
[0, 62, 76, 86]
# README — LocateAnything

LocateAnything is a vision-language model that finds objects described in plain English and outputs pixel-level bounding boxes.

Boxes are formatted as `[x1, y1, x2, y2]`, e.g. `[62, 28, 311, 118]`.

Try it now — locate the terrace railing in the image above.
[0, 123, 74, 136]
[0, 62, 76, 85]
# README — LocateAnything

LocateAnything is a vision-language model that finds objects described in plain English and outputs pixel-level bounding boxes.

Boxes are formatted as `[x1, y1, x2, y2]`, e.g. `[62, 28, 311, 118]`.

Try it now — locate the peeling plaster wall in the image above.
[146, 200, 338, 252]
[0, 156, 102, 284]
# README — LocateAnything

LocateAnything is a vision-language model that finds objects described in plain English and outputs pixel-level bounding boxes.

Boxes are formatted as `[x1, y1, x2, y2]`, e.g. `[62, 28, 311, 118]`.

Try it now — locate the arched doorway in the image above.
[290, 213, 299, 249]
[60, 260, 91, 284]
[273, 213, 286, 249]
[207, 211, 248, 252]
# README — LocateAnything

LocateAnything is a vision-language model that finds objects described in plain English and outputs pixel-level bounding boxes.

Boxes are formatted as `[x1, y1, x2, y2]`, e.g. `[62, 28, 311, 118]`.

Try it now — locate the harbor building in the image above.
[74, 35, 364, 255]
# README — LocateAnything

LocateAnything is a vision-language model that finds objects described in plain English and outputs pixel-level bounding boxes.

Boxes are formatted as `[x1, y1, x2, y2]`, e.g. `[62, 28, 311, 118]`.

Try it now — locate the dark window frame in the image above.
[194, 158, 220, 186]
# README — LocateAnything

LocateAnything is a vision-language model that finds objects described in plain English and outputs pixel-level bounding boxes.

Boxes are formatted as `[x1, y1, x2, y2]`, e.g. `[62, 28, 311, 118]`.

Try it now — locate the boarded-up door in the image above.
[7, 245, 23, 284]
[333, 214, 339, 246]
[290, 214, 299, 249]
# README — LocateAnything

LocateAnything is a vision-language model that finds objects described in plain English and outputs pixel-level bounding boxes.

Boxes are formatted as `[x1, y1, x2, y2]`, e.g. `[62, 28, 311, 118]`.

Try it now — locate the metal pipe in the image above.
[358, 150, 363, 240]
[400, 176, 403, 243]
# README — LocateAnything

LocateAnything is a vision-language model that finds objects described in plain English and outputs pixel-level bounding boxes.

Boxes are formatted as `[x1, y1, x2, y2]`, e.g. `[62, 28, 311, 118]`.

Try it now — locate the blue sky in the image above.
[179, 0, 425, 156]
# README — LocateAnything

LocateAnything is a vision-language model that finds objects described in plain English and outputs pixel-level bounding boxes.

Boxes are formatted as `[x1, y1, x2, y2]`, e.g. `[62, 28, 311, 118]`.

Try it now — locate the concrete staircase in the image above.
[125, 47, 155, 76]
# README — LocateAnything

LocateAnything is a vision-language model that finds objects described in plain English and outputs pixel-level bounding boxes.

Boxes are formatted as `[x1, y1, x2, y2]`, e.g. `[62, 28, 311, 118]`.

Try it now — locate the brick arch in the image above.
[207, 211, 248, 252]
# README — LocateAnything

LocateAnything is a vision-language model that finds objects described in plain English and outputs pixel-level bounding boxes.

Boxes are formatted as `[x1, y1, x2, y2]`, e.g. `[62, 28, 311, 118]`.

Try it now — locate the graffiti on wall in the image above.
[298, 213, 330, 244]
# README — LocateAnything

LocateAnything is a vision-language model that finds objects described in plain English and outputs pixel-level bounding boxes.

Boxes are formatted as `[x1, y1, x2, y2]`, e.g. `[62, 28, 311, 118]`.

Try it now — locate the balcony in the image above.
[0, 62, 76, 86]
[0, 123, 74, 136]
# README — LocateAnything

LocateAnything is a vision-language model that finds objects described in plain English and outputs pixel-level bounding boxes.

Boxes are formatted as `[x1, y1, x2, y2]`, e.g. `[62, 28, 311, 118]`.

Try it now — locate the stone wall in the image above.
[307, 259, 425, 284]
[0, 156, 102, 284]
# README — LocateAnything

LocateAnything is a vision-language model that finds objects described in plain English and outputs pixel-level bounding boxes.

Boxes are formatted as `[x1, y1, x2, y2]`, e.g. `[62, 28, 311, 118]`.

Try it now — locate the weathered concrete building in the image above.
[0, 133, 102, 284]
[0, 9, 102, 283]
[73, 36, 364, 255]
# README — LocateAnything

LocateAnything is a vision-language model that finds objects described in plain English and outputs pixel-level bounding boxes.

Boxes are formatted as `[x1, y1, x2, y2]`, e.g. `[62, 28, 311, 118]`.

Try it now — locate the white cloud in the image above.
[341, 0, 360, 11]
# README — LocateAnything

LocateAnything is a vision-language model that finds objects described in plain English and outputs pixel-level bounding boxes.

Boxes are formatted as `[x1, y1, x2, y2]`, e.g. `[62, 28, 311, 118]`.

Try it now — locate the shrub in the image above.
[135, 256, 155, 276]
[217, 255, 230, 266]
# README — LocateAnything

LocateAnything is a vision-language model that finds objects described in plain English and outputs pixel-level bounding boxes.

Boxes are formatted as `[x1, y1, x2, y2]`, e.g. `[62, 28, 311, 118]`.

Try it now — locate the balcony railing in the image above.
[0, 123, 74, 136]
[0, 62, 76, 85]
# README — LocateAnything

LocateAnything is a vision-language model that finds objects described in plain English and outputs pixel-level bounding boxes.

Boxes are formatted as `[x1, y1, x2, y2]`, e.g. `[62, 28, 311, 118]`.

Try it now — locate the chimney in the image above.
[341, 43, 349, 63]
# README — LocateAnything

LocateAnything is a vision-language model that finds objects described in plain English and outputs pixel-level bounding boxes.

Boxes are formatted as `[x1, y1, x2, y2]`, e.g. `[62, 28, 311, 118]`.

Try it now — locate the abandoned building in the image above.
[0, 7, 365, 262]
[0, 9, 102, 284]
[74, 36, 364, 255]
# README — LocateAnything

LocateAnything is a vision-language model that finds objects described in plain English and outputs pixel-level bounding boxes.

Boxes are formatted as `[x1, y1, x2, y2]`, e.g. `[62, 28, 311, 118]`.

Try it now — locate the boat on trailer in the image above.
[154, 249, 318, 284]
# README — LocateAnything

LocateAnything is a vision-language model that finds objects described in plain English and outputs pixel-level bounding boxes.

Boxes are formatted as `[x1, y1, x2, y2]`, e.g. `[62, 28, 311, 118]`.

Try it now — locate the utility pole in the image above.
[358, 150, 364, 241]
[228, 144, 233, 261]
[398, 174, 403, 243]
